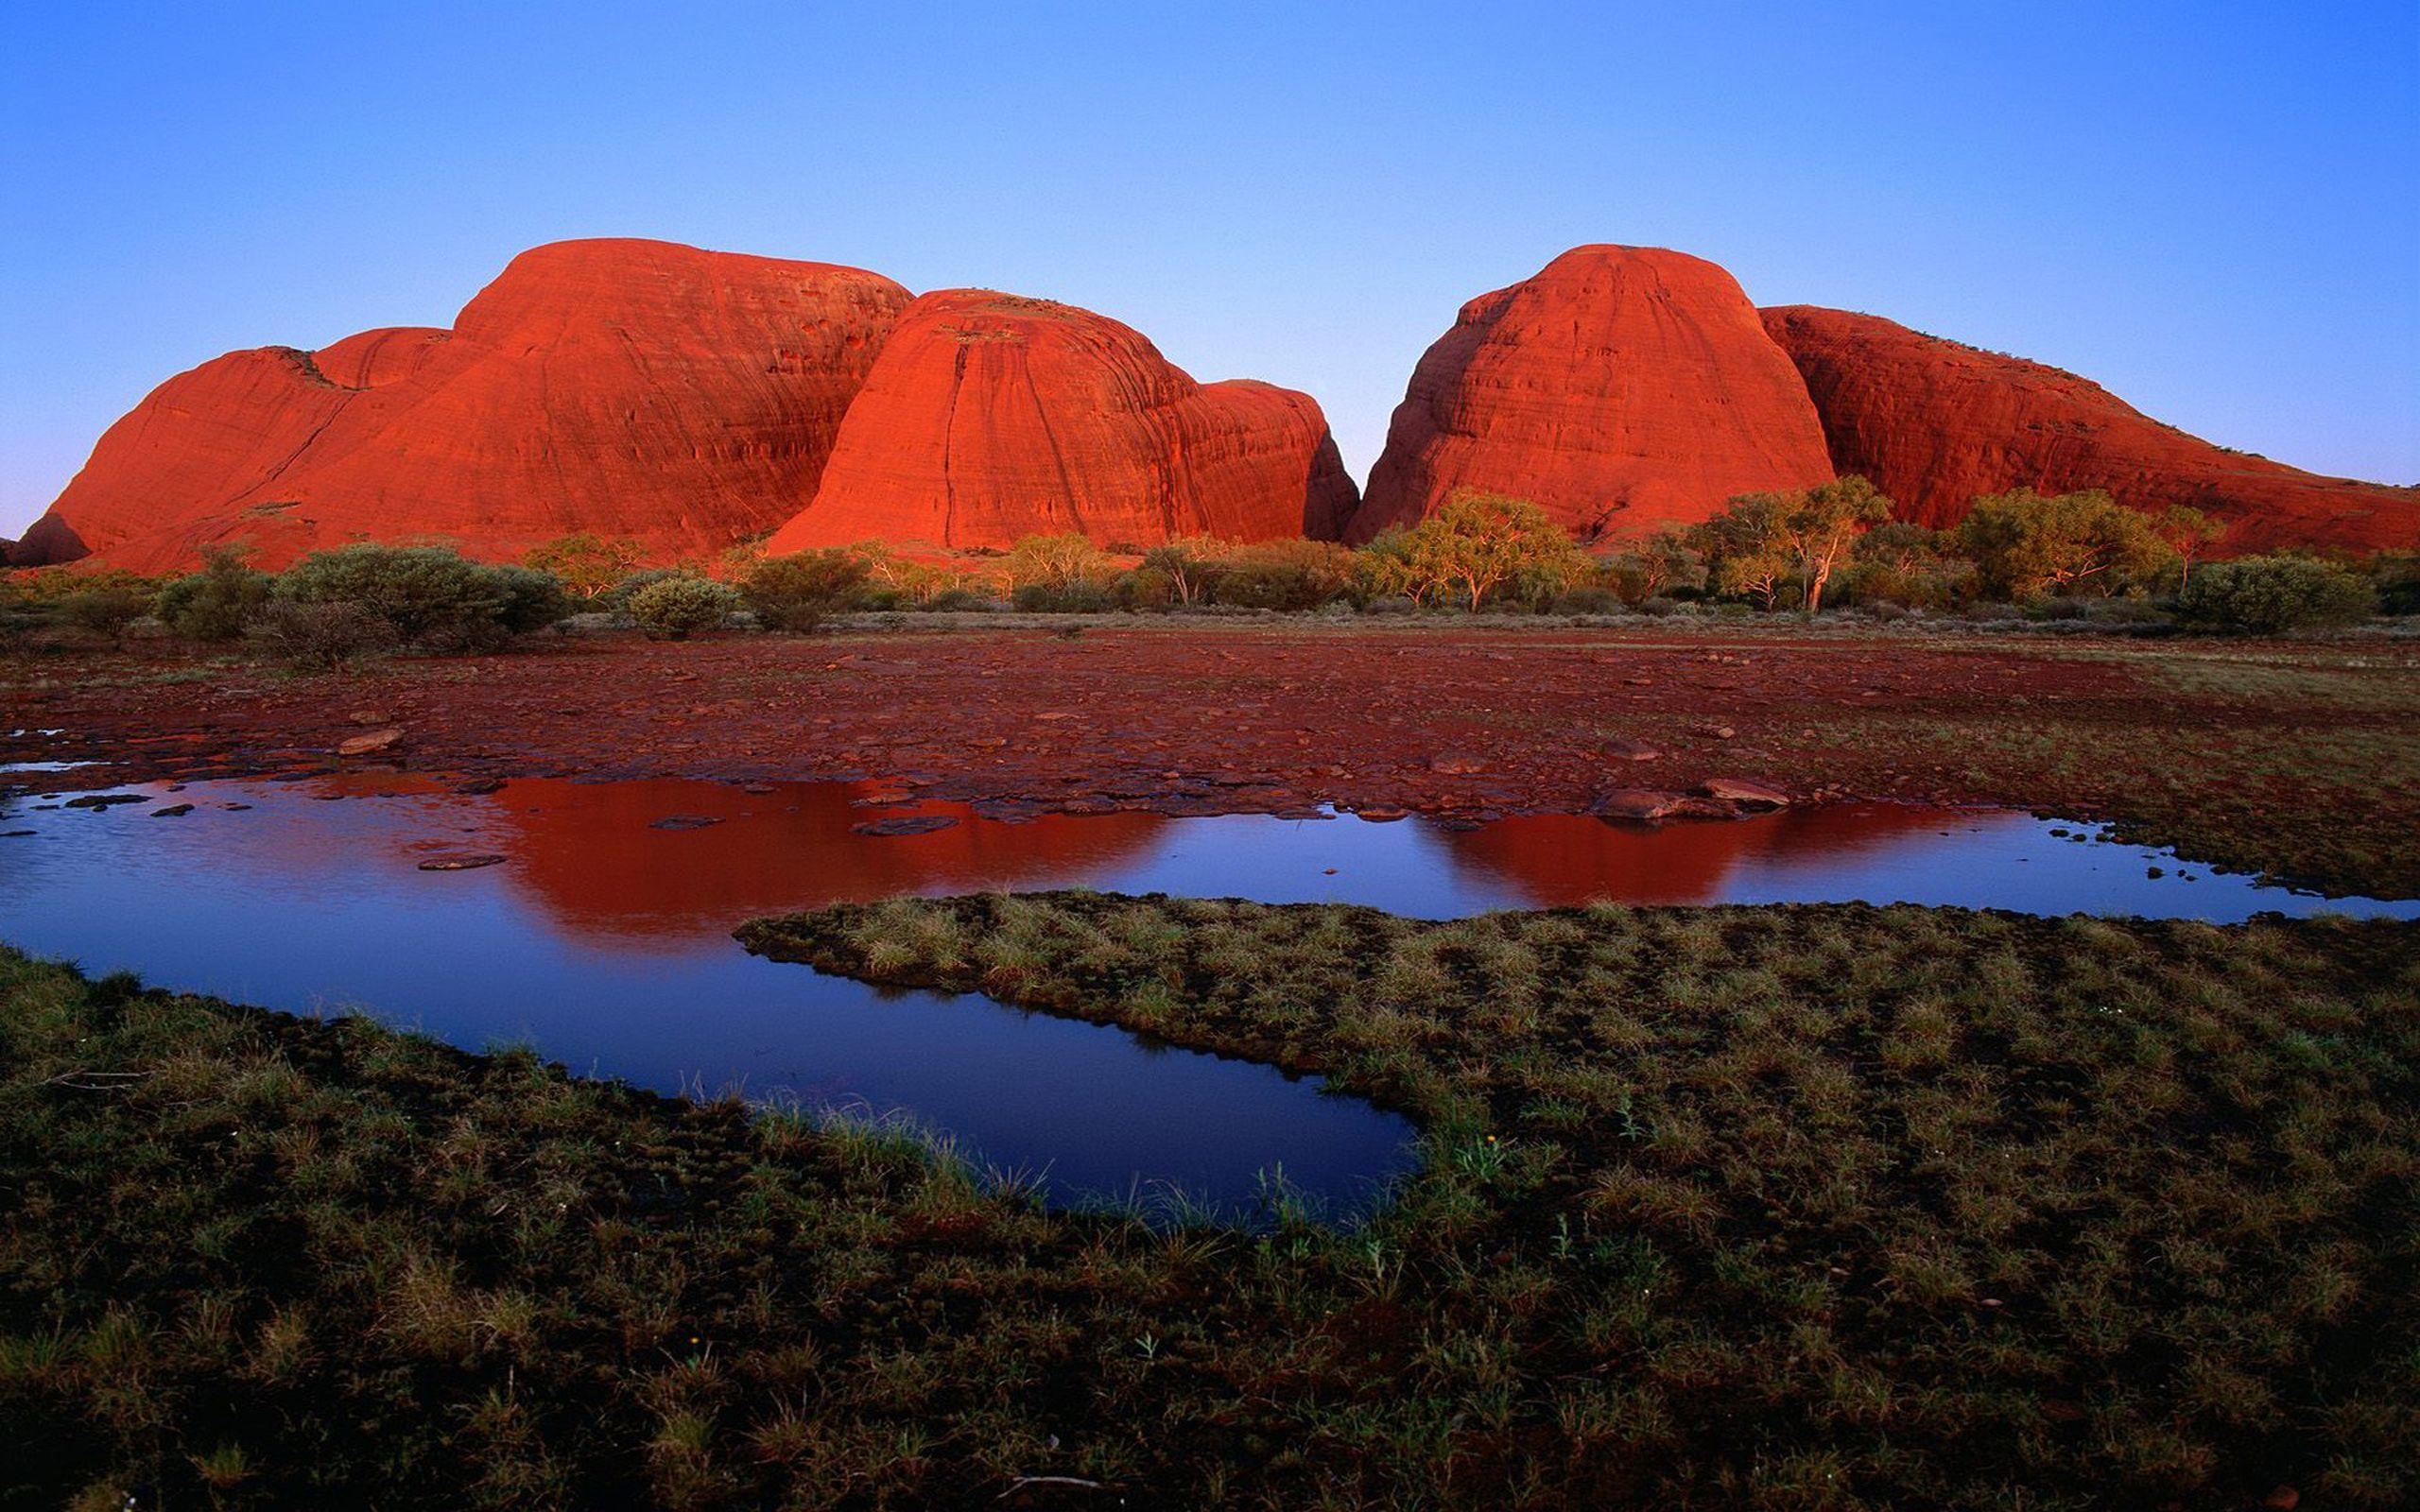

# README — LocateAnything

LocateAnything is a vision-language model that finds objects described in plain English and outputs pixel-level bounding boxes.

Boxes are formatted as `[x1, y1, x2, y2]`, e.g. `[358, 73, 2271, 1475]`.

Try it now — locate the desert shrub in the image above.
[1004, 534, 1114, 594]
[155, 550, 273, 641]
[274, 545, 560, 654]
[0, 567, 160, 642]
[1108, 568, 1176, 610]
[53, 584, 155, 639]
[1841, 522, 1974, 609]
[521, 533, 647, 598]
[1600, 530, 1704, 605]
[1548, 584, 1626, 615]
[483, 565, 571, 636]
[1202, 540, 1358, 610]
[628, 576, 738, 639]
[2369, 552, 2420, 616]
[599, 567, 690, 612]
[1011, 580, 1114, 613]
[247, 600, 396, 671]
[915, 587, 999, 612]
[1634, 595, 1681, 617]
[0, 591, 40, 646]
[2177, 555, 2375, 634]
[743, 549, 873, 631]
[1955, 489, 2177, 599]
[2, 566, 157, 605]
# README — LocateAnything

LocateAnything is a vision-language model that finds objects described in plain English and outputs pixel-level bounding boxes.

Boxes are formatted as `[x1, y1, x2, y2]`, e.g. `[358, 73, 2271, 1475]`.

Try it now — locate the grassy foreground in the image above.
[6, 897, 2417, 1509]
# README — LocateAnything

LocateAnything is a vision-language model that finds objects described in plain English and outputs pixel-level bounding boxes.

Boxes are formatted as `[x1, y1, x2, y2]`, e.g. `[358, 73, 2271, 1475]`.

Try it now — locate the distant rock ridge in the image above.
[1351, 246, 1837, 543]
[11, 239, 912, 571]
[10, 239, 2410, 571]
[1761, 304, 2419, 554]
[767, 289, 1357, 553]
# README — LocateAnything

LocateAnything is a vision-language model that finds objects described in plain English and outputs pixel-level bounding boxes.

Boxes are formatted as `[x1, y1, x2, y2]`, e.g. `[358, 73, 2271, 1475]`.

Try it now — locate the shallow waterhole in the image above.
[3, 771, 2410, 1219]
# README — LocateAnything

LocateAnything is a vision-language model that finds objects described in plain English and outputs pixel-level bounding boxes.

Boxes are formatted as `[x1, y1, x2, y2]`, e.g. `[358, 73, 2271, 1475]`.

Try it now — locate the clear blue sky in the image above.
[5, 1, 2415, 538]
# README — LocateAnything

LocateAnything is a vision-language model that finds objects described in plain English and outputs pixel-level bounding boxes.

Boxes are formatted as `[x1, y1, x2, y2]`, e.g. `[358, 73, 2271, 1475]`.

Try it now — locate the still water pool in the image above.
[3, 772, 2409, 1215]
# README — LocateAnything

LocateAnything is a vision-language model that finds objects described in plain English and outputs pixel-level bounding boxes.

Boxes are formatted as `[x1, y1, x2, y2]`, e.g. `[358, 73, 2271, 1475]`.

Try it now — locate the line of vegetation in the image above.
[6, 486, 2414, 664]
[9, 889, 2413, 1507]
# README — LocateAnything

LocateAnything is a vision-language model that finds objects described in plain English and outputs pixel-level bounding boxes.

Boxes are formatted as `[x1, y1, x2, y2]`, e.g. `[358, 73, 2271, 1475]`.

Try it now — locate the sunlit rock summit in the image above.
[12, 240, 912, 571]
[767, 289, 1357, 553]
[1350, 246, 1838, 543]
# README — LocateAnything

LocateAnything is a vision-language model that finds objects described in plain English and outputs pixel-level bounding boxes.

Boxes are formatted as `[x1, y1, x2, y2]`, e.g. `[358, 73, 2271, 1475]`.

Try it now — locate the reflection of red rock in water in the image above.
[485, 778, 1165, 948]
[1436, 805, 1962, 908]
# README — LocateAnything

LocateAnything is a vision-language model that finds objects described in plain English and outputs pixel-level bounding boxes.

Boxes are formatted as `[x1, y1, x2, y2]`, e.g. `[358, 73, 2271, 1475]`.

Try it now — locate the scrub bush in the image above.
[155, 550, 273, 641]
[1201, 541, 1359, 610]
[2177, 555, 2375, 633]
[246, 599, 396, 670]
[742, 549, 873, 631]
[274, 545, 563, 654]
[629, 576, 738, 639]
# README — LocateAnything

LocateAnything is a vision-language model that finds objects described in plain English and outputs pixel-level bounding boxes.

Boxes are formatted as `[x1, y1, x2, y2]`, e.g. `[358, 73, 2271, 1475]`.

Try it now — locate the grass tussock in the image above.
[738, 894, 2420, 1510]
[6, 894, 2417, 1508]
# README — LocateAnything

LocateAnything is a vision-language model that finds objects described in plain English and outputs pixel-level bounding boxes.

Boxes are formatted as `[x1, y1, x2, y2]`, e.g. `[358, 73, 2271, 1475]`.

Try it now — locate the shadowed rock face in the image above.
[17, 240, 912, 572]
[767, 290, 1358, 552]
[1763, 305, 2420, 554]
[1352, 246, 1836, 544]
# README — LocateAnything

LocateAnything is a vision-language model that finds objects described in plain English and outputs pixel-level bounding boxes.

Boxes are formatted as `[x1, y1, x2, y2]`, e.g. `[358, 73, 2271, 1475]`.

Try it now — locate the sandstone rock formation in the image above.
[17, 240, 912, 572]
[1763, 305, 2420, 554]
[1352, 246, 1836, 543]
[768, 289, 1358, 553]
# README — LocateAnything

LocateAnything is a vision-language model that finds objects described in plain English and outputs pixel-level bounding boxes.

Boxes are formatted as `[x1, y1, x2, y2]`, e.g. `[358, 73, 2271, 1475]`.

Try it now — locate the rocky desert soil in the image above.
[8, 618, 2415, 897]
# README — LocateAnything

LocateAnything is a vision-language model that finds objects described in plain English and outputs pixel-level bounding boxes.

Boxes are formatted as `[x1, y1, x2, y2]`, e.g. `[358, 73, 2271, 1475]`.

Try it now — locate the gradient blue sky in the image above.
[5, 1, 2416, 538]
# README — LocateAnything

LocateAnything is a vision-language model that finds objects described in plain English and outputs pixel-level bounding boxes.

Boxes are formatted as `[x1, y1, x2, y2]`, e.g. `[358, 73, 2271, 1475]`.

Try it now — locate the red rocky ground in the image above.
[7, 623, 2413, 895]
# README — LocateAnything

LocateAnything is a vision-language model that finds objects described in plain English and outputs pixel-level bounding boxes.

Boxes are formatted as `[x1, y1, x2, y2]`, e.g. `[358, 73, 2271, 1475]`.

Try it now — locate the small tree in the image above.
[1352, 529, 1441, 606]
[743, 549, 873, 631]
[1784, 476, 1893, 611]
[1607, 529, 1704, 604]
[1139, 538, 1228, 606]
[1955, 490, 2178, 599]
[2152, 505, 2228, 589]
[1383, 492, 1589, 610]
[1690, 493, 1796, 610]
[1846, 522, 1971, 609]
[1004, 534, 1114, 594]
[523, 534, 647, 599]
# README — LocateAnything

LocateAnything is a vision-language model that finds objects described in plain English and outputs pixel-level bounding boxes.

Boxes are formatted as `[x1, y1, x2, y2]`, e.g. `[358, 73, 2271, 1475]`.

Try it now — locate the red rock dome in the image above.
[766, 289, 1358, 552]
[1762, 305, 2420, 554]
[18, 239, 911, 572]
[1352, 247, 1836, 543]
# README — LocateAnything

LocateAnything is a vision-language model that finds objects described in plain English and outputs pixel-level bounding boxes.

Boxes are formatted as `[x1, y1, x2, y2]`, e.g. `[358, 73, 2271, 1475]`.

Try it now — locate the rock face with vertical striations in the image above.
[766, 289, 1358, 553]
[1762, 304, 2420, 554]
[15, 239, 912, 572]
[1351, 246, 1836, 543]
